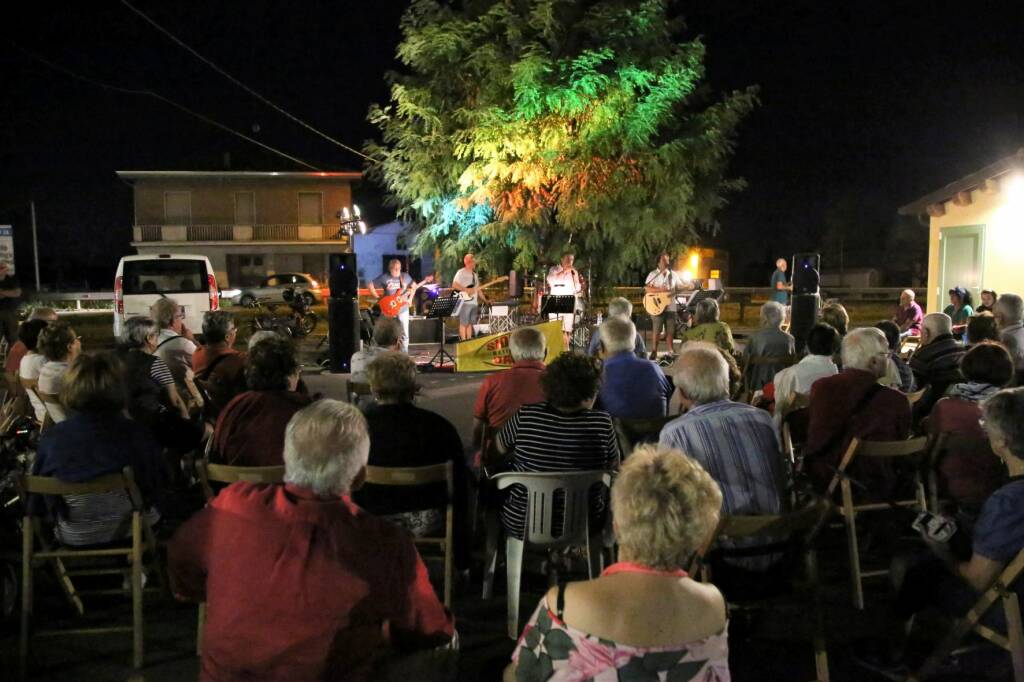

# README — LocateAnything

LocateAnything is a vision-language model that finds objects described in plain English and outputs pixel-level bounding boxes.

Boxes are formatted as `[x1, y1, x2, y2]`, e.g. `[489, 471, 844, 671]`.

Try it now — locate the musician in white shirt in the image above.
[644, 253, 685, 359]
[452, 253, 488, 341]
[546, 253, 584, 348]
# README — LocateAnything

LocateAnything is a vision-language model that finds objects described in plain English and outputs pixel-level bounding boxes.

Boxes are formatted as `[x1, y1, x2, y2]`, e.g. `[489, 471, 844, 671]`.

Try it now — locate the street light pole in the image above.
[30, 200, 41, 291]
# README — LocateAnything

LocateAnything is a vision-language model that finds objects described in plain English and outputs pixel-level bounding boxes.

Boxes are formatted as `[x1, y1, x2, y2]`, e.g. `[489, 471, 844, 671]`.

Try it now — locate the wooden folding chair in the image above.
[365, 462, 455, 608]
[693, 502, 833, 682]
[18, 466, 161, 678]
[909, 549, 1024, 681]
[193, 459, 285, 655]
[613, 415, 675, 459]
[743, 354, 798, 397]
[906, 388, 927, 406]
[823, 436, 930, 609]
[926, 432, 1004, 514]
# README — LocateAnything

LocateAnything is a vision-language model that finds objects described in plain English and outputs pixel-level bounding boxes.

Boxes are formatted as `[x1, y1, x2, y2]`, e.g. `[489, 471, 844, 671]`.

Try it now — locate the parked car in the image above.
[114, 254, 219, 338]
[228, 273, 325, 308]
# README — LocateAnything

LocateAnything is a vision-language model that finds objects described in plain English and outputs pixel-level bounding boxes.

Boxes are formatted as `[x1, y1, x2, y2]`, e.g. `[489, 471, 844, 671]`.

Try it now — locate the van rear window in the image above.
[123, 260, 208, 295]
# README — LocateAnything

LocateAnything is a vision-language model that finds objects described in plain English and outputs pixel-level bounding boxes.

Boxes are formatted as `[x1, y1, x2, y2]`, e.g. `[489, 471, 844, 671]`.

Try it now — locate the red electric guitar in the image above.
[378, 276, 434, 317]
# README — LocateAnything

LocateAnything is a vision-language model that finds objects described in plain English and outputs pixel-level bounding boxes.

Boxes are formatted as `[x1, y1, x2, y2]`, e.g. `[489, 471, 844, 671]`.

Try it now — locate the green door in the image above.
[938, 224, 985, 307]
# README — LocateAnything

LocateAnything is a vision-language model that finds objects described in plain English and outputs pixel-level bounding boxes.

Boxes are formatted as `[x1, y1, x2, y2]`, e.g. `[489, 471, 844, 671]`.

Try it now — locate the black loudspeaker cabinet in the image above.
[791, 252, 821, 295]
[790, 293, 820, 354]
[328, 298, 361, 374]
[328, 253, 359, 299]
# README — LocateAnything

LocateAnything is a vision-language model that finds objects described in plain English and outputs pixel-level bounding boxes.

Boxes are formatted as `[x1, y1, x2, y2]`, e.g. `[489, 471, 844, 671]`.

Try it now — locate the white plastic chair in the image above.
[482, 470, 613, 638]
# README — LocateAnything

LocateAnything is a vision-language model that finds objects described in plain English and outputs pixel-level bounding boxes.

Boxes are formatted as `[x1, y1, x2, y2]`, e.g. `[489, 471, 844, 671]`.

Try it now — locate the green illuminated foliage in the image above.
[366, 0, 757, 282]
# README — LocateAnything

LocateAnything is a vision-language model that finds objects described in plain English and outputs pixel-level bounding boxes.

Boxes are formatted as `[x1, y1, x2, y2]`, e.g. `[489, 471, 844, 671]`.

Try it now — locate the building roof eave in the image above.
[897, 148, 1024, 217]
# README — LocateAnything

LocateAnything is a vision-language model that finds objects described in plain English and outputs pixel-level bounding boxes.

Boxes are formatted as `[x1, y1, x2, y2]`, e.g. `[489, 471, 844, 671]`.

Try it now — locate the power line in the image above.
[120, 0, 375, 163]
[10, 42, 321, 171]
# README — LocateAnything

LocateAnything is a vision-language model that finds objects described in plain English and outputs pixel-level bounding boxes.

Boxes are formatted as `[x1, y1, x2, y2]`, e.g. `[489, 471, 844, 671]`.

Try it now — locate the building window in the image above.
[164, 191, 191, 225]
[298, 192, 323, 225]
[234, 192, 255, 225]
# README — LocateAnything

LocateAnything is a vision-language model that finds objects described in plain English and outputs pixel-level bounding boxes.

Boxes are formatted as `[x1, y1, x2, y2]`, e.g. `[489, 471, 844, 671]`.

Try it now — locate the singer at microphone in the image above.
[546, 253, 584, 348]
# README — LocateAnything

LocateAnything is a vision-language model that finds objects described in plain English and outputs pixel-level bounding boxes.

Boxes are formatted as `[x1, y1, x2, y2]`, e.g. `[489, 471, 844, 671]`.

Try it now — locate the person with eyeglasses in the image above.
[150, 297, 198, 388]
[192, 311, 246, 419]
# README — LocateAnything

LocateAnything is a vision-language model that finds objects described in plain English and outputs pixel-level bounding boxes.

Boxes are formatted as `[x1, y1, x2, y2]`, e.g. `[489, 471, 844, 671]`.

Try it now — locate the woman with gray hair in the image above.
[506, 444, 728, 682]
[116, 315, 200, 453]
[742, 301, 795, 393]
[680, 298, 735, 352]
[355, 351, 469, 546]
[150, 296, 197, 386]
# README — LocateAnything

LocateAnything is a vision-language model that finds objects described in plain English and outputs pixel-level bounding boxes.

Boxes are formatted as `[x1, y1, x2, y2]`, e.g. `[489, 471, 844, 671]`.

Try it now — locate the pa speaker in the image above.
[508, 271, 523, 298]
[328, 298, 361, 374]
[790, 293, 820, 354]
[792, 253, 821, 295]
[328, 253, 359, 299]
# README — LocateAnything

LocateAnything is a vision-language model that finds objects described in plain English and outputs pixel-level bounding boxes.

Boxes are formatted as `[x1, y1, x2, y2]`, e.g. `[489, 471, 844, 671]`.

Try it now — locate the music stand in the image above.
[540, 295, 577, 316]
[425, 293, 461, 369]
[683, 288, 724, 313]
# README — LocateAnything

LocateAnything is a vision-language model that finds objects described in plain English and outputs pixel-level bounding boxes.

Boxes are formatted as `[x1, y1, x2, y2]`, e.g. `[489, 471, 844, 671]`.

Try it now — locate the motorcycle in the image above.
[251, 287, 319, 338]
[0, 414, 39, 625]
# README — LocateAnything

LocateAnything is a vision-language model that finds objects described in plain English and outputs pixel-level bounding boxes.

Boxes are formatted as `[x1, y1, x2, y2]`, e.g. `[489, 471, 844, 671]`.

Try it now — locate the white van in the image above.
[114, 254, 219, 338]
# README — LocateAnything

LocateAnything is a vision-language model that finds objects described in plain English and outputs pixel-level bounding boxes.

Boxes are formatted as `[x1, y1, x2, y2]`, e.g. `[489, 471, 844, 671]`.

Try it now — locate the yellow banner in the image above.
[455, 320, 565, 372]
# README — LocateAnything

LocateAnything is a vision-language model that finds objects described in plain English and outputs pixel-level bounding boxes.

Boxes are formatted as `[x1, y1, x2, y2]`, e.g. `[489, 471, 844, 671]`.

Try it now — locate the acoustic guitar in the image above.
[643, 292, 673, 316]
[378, 276, 434, 317]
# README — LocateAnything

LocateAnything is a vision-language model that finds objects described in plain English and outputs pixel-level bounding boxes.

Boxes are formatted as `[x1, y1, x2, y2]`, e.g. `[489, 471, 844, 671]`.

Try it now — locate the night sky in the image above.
[2, 0, 1022, 288]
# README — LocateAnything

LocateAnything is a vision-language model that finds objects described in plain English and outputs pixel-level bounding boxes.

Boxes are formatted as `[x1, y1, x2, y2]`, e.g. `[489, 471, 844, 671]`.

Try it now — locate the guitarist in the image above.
[644, 252, 685, 359]
[452, 253, 489, 341]
[368, 258, 414, 351]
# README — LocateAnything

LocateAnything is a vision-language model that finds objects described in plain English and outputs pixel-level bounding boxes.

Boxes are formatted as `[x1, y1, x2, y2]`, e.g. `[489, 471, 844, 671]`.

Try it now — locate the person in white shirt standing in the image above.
[546, 253, 584, 348]
[452, 253, 488, 341]
[772, 322, 839, 430]
[644, 253, 684, 359]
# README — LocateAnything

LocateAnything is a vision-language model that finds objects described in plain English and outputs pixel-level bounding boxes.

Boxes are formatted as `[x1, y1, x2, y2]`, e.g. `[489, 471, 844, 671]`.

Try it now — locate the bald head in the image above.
[776, 258, 787, 271]
[900, 289, 916, 306]
[463, 253, 476, 269]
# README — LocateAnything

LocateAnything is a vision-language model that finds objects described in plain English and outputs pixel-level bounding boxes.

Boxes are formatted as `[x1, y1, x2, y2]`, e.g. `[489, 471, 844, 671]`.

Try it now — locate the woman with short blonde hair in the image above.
[506, 445, 729, 682]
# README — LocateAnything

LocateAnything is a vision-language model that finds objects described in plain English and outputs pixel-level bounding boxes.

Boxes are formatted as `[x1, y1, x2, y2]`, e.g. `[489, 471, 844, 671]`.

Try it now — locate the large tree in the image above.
[366, 0, 757, 283]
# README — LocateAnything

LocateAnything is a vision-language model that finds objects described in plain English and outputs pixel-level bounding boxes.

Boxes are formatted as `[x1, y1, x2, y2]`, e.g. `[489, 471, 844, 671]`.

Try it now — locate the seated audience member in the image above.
[150, 297, 197, 386]
[927, 342, 1013, 509]
[743, 301, 796, 393]
[995, 293, 1024, 372]
[496, 353, 620, 540]
[597, 317, 673, 419]
[774, 323, 839, 427]
[892, 289, 923, 336]
[803, 328, 911, 491]
[17, 319, 50, 422]
[117, 316, 200, 454]
[945, 286, 975, 327]
[976, 289, 998, 314]
[506, 445, 728, 682]
[191, 311, 246, 417]
[966, 313, 999, 346]
[876, 320, 914, 392]
[247, 329, 277, 350]
[680, 298, 735, 353]
[169, 400, 454, 681]
[856, 388, 1024, 674]
[910, 312, 965, 418]
[660, 345, 783, 572]
[5, 307, 57, 393]
[586, 297, 646, 357]
[350, 317, 404, 383]
[31, 353, 165, 546]
[820, 302, 850, 338]
[212, 336, 312, 466]
[37, 321, 81, 396]
[355, 351, 468, 542]
[473, 327, 547, 453]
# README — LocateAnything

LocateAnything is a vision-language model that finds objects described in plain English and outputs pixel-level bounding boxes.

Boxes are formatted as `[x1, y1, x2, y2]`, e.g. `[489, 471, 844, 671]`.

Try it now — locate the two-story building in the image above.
[118, 170, 360, 287]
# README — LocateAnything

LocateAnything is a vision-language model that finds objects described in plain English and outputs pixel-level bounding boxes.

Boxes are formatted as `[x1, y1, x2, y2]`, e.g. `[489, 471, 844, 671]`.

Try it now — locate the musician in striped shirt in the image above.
[496, 353, 620, 539]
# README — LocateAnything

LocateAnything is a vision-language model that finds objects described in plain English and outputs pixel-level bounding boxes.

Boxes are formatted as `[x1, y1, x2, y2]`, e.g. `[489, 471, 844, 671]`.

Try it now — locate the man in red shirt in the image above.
[169, 399, 454, 681]
[804, 327, 912, 492]
[472, 326, 548, 465]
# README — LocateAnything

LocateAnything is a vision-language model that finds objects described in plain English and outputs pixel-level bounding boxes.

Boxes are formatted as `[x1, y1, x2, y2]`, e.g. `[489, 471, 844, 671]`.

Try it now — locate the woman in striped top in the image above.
[496, 353, 620, 539]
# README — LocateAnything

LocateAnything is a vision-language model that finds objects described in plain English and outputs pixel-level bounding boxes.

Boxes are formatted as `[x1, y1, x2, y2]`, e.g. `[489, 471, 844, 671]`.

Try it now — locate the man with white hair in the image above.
[909, 312, 965, 415]
[597, 317, 672, 419]
[473, 326, 548, 453]
[743, 301, 796, 392]
[892, 289, 923, 336]
[804, 328, 911, 489]
[169, 399, 454, 680]
[586, 296, 646, 357]
[660, 344, 783, 571]
[995, 293, 1024, 371]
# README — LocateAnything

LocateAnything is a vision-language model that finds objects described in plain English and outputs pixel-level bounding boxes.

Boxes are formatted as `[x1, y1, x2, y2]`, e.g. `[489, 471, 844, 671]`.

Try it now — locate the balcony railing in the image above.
[133, 224, 349, 243]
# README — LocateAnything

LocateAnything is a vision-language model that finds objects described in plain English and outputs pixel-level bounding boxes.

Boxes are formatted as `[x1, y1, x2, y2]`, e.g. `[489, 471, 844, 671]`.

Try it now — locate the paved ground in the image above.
[0, 349, 1014, 681]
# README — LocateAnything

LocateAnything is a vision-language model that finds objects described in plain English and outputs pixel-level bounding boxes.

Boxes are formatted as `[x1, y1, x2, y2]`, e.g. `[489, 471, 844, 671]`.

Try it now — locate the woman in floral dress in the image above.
[506, 444, 729, 682]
